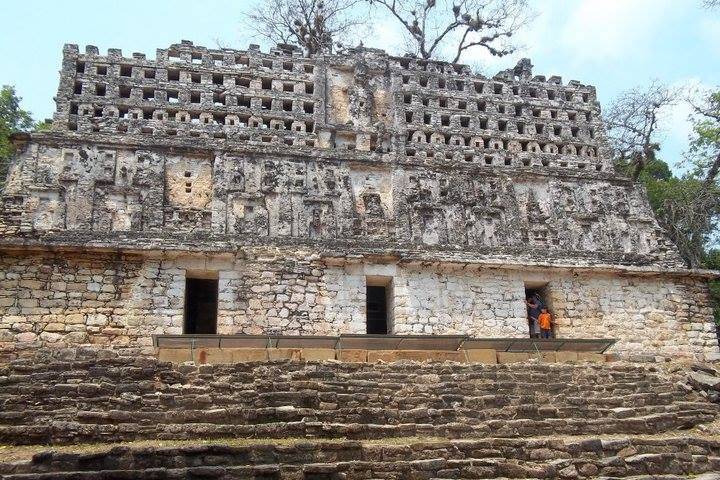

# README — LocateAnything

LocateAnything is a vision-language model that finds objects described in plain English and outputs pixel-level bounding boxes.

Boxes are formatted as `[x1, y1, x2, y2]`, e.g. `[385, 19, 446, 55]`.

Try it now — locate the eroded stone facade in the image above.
[0, 41, 717, 360]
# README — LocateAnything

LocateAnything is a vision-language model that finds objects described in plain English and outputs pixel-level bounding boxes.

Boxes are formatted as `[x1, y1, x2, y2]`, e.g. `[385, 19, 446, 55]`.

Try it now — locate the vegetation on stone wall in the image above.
[0, 85, 35, 188]
[615, 88, 720, 324]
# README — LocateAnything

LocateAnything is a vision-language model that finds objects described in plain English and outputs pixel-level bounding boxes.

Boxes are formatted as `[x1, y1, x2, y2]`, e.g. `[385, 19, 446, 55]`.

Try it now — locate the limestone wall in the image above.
[1, 250, 716, 361]
[0, 41, 685, 268]
[0, 41, 713, 362]
[0, 142, 681, 267]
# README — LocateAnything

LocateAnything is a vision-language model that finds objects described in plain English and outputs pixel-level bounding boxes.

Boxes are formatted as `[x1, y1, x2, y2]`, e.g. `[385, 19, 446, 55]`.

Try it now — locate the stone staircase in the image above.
[0, 351, 718, 478]
[1, 437, 720, 479]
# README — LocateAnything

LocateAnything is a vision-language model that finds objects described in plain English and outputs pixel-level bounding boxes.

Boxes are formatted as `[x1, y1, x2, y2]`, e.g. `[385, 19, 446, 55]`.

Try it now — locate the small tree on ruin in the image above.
[365, 0, 530, 63]
[244, 0, 364, 56]
[604, 81, 676, 181]
[688, 88, 720, 187]
[0, 86, 34, 188]
[618, 87, 720, 269]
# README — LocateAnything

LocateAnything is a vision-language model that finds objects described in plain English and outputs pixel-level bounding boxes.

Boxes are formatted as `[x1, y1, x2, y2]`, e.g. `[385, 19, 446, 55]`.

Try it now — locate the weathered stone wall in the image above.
[0, 249, 329, 359]
[0, 41, 683, 267]
[0, 143, 681, 266]
[0, 41, 716, 360]
[1, 250, 717, 361]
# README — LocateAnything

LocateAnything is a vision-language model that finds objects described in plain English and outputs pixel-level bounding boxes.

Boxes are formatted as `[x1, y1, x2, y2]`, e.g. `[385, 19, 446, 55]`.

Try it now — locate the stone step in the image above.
[0, 357, 714, 447]
[0, 408, 716, 445]
[0, 383, 687, 400]
[0, 385, 692, 407]
[0, 402, 711, 431]
[1, 437, 719, 479]
[0, 359, 675, 381]
[0, 371, 671, 392]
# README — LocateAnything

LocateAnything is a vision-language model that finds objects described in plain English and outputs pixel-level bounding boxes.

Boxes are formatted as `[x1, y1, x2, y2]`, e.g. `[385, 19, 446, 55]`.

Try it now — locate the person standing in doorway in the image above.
[538, 307, 553, 339]
[526, 296, 542, 338]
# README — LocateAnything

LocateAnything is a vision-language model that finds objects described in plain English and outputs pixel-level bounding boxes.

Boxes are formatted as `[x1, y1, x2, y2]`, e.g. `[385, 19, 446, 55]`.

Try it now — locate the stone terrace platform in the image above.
[0, 350, 719, 478]
[154, 334, 616, 364]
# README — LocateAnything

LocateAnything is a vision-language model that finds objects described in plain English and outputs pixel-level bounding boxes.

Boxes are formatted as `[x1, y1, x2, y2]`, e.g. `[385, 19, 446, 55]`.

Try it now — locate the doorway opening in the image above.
[184, 273, 218, 334]
[524, 282, 552, 338]
[366, 276, 393, 334]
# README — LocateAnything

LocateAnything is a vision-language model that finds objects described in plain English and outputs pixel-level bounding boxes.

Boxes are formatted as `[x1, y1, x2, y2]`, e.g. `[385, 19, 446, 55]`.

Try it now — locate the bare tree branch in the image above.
[243, 0, 364, 56]
[604, 81, 677, 181]
[366, 0, 531, 62]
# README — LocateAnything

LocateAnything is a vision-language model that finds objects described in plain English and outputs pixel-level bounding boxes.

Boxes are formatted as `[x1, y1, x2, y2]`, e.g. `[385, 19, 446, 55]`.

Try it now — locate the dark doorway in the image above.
[525, 284, 551, 338]
[184, 278, 218, 334]
[366, 285, 388, 334]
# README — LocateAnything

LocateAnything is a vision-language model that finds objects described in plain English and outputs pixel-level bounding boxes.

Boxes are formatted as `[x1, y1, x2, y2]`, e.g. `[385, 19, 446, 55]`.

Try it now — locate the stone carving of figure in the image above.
[309, 207, 323, 238]
[364, 193, 384, 217]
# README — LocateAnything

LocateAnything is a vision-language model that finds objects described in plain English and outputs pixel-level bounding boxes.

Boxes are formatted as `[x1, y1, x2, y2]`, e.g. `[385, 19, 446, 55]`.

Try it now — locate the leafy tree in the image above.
[365, 0, 530, 63]
[615, 156, 672, 182]
[0, 85, 35, 187]
[620, 88, 720, 327]
[687, 89, 720, 185]
[645, 174, 720, 268]
[704, 249, 720, 325]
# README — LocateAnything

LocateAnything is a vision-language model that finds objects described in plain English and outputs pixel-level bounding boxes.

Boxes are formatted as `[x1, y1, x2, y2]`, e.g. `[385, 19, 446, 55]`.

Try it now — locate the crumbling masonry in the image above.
[0, 41, 717, 360]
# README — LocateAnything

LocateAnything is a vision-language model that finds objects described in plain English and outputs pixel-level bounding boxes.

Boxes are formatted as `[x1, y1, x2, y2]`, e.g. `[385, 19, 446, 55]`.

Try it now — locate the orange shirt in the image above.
[538, 312, 552, 330]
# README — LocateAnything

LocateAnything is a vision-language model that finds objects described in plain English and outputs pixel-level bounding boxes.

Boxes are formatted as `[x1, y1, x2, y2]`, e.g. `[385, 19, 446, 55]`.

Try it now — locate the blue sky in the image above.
[1, 0, 717, 170]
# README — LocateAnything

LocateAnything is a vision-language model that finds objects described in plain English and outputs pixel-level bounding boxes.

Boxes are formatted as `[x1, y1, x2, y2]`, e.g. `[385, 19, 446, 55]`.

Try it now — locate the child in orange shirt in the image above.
[538, 308, 553, 339]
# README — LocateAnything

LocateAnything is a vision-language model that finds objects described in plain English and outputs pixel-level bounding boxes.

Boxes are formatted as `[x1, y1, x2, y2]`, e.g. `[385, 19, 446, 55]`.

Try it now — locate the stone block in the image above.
[577, 352, 606, 363]
[192, 348, 218, 364]
[496, 352, 531, 364]
[367, 350, 465, 363]
[230, 348, 269, 362]
[538, 351, 557, 362]
[268, 348, 302, 360]
[337, 349, 368, 362]
[158, 348, 193, 363]
[705, 351, 720, 362]
[204, 348, 236, 364]
[301, 348, 336, 361]
[464, 349, 497, 364]
[604, 353, 621, 363]
[555, 351, 579, 363]
[367, 350, 396, 363]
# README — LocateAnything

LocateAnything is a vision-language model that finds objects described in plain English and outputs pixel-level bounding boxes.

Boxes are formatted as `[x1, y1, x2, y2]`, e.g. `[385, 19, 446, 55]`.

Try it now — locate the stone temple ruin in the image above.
[2, 40, 720, 480]
[0, 40, 718, 362]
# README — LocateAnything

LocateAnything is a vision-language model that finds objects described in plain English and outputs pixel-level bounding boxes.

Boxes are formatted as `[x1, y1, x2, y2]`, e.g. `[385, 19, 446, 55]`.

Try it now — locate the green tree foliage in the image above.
[688, 90, 720, 183]
[645, 172, 720, 267]
[704, 249, 720, 324]
[0, 85, 35, 187]
[625, 88, 720, 325]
